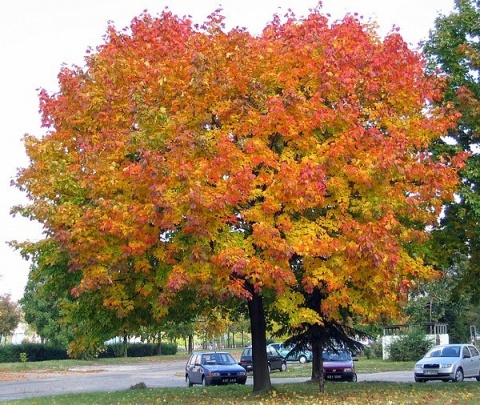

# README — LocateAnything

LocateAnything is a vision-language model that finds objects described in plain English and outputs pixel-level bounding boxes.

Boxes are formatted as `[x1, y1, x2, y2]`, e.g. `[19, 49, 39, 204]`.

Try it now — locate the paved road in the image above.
[0, 360, 426, 402]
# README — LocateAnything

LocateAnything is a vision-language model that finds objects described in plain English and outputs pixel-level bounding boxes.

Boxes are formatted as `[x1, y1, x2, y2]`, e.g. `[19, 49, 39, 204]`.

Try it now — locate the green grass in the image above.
[0, 353, 412, 374]
[5, 381, 480, 405]
[262, 357, 415, 378]
[0, 354, 414, 380]
[2, 356, 476, 404]
[355, 357, 416, 373]
[0, 352, 191, 372]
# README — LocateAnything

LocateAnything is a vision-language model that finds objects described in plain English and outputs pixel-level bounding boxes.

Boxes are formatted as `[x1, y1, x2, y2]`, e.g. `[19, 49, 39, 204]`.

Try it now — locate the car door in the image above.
[189, 354, 202, 384]
[266, 346, 283, 370]
[186, 354, 195, 383]
[467, 345, 480, 377]
[461, 345, 476, 377]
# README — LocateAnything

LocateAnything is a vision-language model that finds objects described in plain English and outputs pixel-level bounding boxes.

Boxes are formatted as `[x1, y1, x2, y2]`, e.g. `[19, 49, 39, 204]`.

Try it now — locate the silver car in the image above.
[414, 344, 480, 382]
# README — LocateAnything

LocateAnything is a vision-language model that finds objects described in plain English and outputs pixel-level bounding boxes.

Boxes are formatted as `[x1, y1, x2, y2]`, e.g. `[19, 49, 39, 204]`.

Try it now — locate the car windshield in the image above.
[425, 346, 461, 358]
[323, 351, 351, 361]
[201, 353, 237, 365]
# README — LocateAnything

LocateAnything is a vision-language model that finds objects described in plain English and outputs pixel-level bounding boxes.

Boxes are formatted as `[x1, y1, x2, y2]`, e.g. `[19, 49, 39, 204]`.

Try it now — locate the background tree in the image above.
[13, 7, 464, 392]
[0, 294, 21, 343]
[404, 255, 480, 342]
[18, 243, 74, 347]
[424, 0, 480, 299]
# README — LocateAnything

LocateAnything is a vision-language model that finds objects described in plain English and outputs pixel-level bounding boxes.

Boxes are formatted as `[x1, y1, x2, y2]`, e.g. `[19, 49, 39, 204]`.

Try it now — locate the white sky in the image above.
[0, 0, 455, 302]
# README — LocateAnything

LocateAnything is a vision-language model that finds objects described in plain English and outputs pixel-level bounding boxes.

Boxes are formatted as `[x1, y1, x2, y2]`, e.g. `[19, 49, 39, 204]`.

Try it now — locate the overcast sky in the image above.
[0, 0, 455, 301]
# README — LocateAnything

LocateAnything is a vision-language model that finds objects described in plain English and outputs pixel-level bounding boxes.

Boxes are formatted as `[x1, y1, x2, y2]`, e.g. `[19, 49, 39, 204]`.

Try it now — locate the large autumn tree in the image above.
[13, 6, 465, 392]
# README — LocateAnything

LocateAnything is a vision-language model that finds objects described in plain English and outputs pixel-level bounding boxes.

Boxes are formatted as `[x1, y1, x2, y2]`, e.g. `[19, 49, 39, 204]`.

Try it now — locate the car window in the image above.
[463, 346, 471, 358]
[428, 349, 442, 357]
[427, 346, 460, 358]
[202, 354, 221, 365]
[442, 346, 460, 357]
[323, 351, 351, 361]
[469, 346, 479, 357]
[216, 353, 237, 365]
[243, 348, 252, 357]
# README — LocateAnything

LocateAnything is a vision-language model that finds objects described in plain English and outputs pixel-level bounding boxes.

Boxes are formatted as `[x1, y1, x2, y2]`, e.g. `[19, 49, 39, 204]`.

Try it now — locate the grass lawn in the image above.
[0, 352, 191, 373]
[274, 357, 416, 378]
[5, 381, 480, 405]
[2, 355, 479, 404]
[0, 353, 413, 374]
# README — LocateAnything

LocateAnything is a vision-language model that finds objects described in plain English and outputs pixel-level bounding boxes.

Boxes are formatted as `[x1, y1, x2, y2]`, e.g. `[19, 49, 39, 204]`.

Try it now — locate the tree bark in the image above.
[156, 332, 162, 355]
[123, 330, 128, 357]
[247, 286, 272, 392]
[188, 334, 193, 353]
[311, 338, 325, 392]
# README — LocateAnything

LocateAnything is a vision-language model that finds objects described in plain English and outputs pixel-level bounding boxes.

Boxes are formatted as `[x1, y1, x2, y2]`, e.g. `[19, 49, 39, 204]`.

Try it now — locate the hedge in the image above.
[98, 342, 177, 358]
[0, 343, 69, 363]
[0, 342, 177, 362]
[387, 328, 433, 361]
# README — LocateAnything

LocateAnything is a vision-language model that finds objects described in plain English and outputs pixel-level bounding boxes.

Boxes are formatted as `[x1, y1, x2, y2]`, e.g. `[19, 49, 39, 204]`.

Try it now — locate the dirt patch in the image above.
[0, 368, 107, 382]
[0, 373, 29, 382]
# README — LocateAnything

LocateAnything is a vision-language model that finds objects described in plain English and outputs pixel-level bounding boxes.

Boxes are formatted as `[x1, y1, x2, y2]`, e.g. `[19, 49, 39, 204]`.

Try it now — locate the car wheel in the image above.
[299, 355, 307, 364]
[202, 376, 209, 386]
[186, 374, 193, 387]
[453, 368, 464, 382]
[267, 364, 271, 373]
[476, 374, 480, 382]
[350, 373, 357, 383]
[280, 361, 287, 372]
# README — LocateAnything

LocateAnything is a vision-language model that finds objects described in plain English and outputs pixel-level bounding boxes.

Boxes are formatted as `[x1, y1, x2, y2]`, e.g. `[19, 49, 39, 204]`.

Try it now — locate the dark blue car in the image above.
[185, 352, 247, 386]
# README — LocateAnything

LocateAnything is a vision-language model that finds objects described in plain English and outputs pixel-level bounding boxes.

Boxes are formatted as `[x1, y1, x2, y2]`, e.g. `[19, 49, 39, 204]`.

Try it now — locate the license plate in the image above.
[222, 378, 237, 383]
[326, 375, 342, 379]
[424, 370, 438, 375]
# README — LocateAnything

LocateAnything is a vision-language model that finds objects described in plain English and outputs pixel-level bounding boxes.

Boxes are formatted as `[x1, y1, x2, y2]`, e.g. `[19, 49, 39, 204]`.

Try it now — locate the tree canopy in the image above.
[424, 0, 480, 298]
[0, 294, 21, 342]
[12, 6, 465, 391]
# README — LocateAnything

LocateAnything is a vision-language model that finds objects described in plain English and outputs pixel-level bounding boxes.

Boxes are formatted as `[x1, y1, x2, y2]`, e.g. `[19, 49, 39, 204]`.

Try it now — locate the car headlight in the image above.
[344, 367, 353, 372]
[439, 364, 452, 368]
[238, 371, 246, 376]
[414, 365, 423, 371]
[206, 371, 220, 377]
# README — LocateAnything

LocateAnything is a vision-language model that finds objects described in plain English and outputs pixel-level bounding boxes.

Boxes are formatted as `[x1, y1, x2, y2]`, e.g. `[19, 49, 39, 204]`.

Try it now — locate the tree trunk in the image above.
[123, 330, 128, 357]
[318, 350, 325, 392]
[311, 339, 321, 382]
[155, 331, 162, 355]
[310, 339, 325, 392]
[188, 334, 193, 353]
[247, 286, 272, 392]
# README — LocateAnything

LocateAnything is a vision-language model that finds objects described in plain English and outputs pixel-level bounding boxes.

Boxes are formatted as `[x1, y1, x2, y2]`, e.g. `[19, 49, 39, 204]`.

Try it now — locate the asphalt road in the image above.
[0, 360, 426, 402]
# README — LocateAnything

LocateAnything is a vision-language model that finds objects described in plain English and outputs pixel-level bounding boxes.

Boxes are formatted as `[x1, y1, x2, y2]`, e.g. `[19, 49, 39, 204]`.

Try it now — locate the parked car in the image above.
[323, 349, 357, 382]
[239, 345, 287, 373]
[414, 344, 480, 383]
[268, 342, 282, 352]
[267, 343, 312, 363]
[185, 352, 247, 386]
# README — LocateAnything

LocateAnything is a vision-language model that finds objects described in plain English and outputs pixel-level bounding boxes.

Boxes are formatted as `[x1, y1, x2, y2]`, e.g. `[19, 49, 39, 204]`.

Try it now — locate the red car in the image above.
[323, 350, 357, 382]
